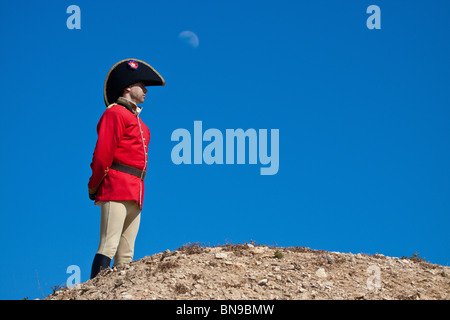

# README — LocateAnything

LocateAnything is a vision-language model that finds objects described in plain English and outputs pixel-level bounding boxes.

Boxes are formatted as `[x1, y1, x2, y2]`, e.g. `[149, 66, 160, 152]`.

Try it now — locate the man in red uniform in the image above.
[88, 59, 165, 278]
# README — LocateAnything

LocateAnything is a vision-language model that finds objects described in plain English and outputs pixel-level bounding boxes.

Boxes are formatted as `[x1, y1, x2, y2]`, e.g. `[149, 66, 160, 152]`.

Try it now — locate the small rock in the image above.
[257, 278, 268, 285]
[322, 255, 334, 264]
[252, 247, 266, 254]
[122, 293, 133, 300]
[323, 281, 334, 287]
[315, 268, 327, 278]
[215, 252, 227, 259]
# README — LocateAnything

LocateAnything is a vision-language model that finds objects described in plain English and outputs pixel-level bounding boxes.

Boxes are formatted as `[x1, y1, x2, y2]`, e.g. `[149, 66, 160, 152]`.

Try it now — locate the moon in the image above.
[178, 31, 199, 48]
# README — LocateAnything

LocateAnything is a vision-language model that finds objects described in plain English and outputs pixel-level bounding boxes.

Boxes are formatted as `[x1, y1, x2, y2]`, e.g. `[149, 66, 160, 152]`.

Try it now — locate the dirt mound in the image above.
[46, 243, 450, 300]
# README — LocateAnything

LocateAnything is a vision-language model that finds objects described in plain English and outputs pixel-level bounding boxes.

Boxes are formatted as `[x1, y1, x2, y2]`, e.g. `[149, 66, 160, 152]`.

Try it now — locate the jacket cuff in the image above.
[88, 186, 98, 194]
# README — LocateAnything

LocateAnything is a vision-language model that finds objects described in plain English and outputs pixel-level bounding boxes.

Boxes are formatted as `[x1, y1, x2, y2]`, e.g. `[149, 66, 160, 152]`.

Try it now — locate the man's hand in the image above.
[88, 187, 98, 201]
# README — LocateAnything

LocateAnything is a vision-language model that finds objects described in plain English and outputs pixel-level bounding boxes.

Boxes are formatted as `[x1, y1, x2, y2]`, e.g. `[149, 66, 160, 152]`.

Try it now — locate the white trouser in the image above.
[96, 201, 141, 266]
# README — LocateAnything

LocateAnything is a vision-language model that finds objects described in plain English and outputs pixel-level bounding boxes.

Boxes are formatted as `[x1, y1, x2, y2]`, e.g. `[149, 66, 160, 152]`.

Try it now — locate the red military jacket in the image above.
[88, 97, 150, 209]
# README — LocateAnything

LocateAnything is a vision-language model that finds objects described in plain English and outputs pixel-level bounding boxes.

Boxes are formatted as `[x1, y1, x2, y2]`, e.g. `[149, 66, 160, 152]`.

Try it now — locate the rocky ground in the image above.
[46, 243, 449, 300]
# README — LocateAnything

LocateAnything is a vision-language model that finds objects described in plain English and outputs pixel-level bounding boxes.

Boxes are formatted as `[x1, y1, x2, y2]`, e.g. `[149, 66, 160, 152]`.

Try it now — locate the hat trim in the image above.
[103, 58, 165, 106]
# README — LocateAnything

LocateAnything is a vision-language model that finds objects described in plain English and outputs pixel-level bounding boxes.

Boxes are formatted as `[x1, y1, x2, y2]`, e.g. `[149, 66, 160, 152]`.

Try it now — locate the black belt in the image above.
[110, 162, 146, 180]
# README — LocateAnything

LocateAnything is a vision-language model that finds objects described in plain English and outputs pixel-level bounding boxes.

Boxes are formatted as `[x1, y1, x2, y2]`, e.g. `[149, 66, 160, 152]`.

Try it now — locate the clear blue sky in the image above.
[0, 0, 449, 300]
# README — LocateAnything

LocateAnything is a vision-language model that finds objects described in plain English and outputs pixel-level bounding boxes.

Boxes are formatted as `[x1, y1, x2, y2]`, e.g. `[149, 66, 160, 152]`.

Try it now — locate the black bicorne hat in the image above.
[103, 58, 165, 106]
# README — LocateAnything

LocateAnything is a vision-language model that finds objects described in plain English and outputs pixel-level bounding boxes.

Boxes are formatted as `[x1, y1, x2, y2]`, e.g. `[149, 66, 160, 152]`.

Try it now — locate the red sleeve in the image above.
[88, 108, 125, 192]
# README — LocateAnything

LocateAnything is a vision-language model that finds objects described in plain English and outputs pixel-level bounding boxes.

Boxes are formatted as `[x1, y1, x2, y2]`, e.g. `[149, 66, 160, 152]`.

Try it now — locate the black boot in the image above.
[90, 253, 111, 279]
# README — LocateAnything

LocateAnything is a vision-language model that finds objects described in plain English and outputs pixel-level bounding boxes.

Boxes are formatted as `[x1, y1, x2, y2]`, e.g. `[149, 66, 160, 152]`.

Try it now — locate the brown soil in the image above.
[46, 243, 450, 300]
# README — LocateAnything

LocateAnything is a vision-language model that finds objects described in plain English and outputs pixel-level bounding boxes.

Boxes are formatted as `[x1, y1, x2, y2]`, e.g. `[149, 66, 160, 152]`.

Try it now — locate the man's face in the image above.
[128, 82, 148, 104]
